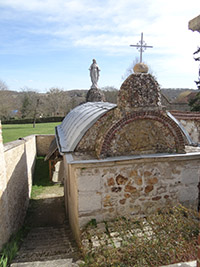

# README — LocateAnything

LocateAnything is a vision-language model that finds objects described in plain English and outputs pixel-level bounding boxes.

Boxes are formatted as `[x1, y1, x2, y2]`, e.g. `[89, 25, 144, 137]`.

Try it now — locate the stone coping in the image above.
[161, 260, 196, 267]
[3, 135, 36, 152]
[3, 134, 55, 152]
[65, 149, 200, 166]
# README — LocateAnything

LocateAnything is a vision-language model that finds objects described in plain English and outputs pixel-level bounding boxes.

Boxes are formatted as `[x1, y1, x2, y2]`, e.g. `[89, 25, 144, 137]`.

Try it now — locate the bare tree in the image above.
[20, 87, 43, 127]
[44, 87, 69, 116]
[0, 80, 9, 91]
[122, 57, 155, 81]
[101, 86, 118, 103]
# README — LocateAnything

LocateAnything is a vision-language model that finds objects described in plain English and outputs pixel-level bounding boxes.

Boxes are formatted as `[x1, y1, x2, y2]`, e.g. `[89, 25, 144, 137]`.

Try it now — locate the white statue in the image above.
[89, 59, 100, 89]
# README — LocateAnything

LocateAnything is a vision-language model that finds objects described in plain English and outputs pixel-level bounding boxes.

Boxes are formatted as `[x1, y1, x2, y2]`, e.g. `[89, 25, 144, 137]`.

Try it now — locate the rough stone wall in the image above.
[117, 73, 162, 114]
[73, 155, 200, 228]
[171, 111, 200, 143]
[0, 135, 36, 249]
[99, 111, 185, 157]
[36, 134, 55, 156]
[76, 109, 117, 154]
[76, 74, 186, 158]
[180, 119, 200, 143]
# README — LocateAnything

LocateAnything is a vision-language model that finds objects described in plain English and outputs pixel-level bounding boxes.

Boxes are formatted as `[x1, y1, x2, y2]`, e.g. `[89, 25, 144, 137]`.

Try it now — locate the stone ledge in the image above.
[161, 260, 196, 267]
[66, 149, 200, 166]
[4, 135, 36, 152]
[11, 259, 74, 267]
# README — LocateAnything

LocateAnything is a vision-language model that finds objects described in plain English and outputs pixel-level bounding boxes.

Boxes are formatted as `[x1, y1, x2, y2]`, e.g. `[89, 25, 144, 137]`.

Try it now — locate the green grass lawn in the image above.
[2, 122, 60, 143]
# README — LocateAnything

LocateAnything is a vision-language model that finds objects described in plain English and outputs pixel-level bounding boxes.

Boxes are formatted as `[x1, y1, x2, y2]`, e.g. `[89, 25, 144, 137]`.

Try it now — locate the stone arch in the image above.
[100, 111, 185, 157]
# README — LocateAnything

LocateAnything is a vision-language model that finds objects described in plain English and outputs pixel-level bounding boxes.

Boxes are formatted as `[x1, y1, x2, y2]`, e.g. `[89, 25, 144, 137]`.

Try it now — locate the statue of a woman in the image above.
[89, 59, 100, 89]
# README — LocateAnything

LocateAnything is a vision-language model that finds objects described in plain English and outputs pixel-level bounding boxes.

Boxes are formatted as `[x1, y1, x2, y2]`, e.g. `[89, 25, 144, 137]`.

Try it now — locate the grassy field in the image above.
[2, 122, 60, 144]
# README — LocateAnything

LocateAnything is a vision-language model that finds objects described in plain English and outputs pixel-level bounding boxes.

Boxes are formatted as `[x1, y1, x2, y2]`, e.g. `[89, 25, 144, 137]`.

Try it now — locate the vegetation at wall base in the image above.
[81, 205, 199, 267]
[0, 224, 31, 267]
[31, 157, 53, 198]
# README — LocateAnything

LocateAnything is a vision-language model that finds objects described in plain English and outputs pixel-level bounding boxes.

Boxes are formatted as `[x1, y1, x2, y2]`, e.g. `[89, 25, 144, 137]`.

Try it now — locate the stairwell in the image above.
[10, 165, 81, 267]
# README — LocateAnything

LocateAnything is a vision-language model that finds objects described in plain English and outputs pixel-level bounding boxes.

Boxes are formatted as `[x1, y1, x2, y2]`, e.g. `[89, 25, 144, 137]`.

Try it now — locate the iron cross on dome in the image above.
[130, 32, 153, 63]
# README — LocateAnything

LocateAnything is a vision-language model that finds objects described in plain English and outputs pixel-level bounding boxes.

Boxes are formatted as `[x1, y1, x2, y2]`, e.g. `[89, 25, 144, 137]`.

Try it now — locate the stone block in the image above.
[125, 185, 137, 193]
[78, 174, 101, 191]
[79, 192, 101, 212]
[36, 135, 55, 156]
[145, 185, 153, 193]
[181, 168, 199, 185]
[178, 185, 198, 202]
[116, 174, 128, 185]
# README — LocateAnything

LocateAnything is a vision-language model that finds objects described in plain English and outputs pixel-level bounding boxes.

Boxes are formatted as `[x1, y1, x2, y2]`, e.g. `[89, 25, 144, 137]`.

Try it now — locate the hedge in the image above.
[2, 116, 65, 124]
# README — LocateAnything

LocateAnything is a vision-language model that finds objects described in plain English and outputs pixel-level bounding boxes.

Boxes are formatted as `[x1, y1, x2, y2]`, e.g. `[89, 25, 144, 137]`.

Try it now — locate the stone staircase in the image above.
[10, 183, 81, 266]
[11, 224, 80, 265]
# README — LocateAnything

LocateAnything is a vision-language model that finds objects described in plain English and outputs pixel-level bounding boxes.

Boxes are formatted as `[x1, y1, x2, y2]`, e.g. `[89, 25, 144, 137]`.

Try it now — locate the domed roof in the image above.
[56, 102, 116, 153]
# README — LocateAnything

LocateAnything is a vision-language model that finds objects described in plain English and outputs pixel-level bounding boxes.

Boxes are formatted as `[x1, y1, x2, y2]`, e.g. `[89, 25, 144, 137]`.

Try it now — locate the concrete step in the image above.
[11, 258, 75, 267]
[12, 225, 80, 264]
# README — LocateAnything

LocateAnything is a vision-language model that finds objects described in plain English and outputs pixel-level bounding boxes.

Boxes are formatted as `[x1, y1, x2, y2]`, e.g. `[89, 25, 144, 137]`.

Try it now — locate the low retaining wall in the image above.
[0, 132, 57, 250]
[64, 152, 200, 243]
[36, 134, 55, 156]
[0, 131, 36, 249]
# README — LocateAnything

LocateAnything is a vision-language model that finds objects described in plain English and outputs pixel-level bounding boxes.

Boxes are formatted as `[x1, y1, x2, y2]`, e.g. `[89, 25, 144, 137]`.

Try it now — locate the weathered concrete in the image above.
[180, 119, 200, 143]
[63, 156, 81, 245]
[0, 133, 36, 250]
[0, 121, 9, 249]
[11, 259, 74, 267]
[162, 261, 196, 267]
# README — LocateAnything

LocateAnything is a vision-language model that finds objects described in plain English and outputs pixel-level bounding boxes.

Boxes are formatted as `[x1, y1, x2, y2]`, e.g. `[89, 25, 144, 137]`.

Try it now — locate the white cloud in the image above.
[0, 0, 199, 89]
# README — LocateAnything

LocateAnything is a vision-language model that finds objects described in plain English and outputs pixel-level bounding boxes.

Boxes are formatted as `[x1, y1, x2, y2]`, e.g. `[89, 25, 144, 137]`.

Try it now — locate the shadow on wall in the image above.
[0, 151, 29, 248]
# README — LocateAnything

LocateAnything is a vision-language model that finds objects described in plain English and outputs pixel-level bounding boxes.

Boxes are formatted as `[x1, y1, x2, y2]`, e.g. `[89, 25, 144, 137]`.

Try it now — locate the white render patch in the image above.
[167, 111, 194, 145]
[56, 102, 116, 153]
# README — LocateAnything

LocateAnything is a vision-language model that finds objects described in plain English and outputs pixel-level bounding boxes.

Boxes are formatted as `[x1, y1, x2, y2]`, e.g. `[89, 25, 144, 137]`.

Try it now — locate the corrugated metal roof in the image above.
[56, 102, 117, 153]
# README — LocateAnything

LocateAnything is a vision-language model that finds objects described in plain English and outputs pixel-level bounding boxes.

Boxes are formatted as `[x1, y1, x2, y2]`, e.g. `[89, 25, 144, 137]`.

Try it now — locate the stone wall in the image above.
[76, 74, 187, 158]
[65, 152, 200, 235]
[0, 121, 9, 249]
[36, 134, 55, 156]
[171, 111, 200, 143]
[63, 156, 80, 244]
[0, 132, 36, 250]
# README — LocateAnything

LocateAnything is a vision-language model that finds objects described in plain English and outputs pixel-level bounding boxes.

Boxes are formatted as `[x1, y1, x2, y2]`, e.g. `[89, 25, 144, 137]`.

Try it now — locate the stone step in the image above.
[11, 258, 74, 267]
[12, 225, 80, 264]
[13, 251, 78, 263]
[19, 240, 74, 250]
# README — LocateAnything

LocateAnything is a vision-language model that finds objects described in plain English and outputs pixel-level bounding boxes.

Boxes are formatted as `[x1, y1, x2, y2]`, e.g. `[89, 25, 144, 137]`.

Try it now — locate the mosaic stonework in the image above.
[99, 111, 185, 157]
[117, 73, 162, 113]
[76, 109, 117, 154]
[76, 73, 186, 158]
[104, 119, 176, 156]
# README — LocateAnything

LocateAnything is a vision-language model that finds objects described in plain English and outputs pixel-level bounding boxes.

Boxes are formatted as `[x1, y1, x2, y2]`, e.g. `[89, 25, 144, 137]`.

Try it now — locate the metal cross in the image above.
[130, 32, 153, 63]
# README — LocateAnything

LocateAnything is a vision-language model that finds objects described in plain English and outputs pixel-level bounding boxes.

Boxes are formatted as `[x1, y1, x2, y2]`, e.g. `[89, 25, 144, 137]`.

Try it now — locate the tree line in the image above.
[0, 81, 118, 123]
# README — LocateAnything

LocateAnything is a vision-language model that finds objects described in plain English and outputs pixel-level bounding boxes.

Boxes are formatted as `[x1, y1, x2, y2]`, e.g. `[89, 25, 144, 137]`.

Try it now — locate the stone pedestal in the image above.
[86, 88, 106, 102]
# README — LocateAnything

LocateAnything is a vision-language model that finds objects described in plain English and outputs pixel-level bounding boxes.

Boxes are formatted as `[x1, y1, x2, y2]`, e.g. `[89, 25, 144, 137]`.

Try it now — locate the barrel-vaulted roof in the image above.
[56, 102, 117, 153]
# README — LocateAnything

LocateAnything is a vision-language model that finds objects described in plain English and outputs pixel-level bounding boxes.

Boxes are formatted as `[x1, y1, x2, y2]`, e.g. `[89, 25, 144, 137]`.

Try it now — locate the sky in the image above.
[0, 0, 199, 92]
